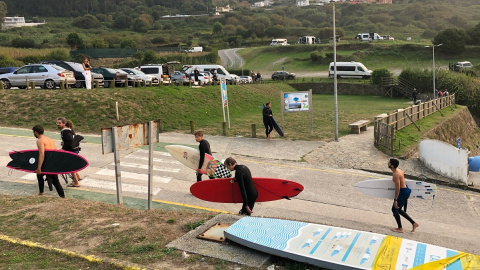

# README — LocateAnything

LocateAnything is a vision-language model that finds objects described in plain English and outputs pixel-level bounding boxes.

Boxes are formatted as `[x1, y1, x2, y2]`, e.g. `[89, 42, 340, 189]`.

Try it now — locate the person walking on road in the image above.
[263, 102, 273, 139]
[224, 157, 257, 216]
[388, 158, 419, 233]
[57, 117, 80, 187]
[194, 131, 214, 182]
[32, 125, 65, 198]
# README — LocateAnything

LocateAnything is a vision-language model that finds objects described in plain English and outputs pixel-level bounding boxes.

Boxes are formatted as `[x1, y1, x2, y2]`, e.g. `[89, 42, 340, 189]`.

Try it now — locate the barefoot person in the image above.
[224, 157, 258, 216]
[33, 125, 65, 198]
[388, 158, 419, 233]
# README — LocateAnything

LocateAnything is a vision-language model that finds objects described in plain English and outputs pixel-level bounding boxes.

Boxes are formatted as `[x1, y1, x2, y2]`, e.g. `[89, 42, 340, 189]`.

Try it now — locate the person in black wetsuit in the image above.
[389, 158, 419, 233]
[57, 117, 80, 187]
[224, 157, 258, 215]
[194, 131, 215, 182]
[263, 102, 273, 139]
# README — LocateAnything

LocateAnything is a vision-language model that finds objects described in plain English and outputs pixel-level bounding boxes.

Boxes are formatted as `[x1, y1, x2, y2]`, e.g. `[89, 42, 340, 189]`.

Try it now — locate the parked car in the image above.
[90, 67, 127, 88]
[0, 64, 75, 89]
[453, 61, 473, 72]
[171, 71, 189, 85]
[115, 69, 144, 87]
[239, 76, 253, 83]
[120, 68, 159, 86]
[187, 72, 211, 85]
[42, 60, 104, 88]
[0, 67, 19, 75]
[271, 71, 296, 80]
[137, 64, 172, 85]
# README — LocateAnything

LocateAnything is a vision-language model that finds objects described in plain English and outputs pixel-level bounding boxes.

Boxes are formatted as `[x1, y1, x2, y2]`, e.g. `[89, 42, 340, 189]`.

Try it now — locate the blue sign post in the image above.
[457, 138, 461, 149]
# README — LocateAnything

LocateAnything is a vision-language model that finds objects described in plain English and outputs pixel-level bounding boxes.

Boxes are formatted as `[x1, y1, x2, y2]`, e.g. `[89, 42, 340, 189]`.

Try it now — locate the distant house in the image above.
[2, 16, 45, 30]
[296, 0, 310, 6]
[215, 5, 233, 13]
[253, 0, 271, 7]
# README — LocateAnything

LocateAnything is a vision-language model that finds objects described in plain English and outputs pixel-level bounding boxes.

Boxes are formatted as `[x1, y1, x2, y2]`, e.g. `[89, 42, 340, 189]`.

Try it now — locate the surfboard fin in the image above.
[283, 196, 291, 200]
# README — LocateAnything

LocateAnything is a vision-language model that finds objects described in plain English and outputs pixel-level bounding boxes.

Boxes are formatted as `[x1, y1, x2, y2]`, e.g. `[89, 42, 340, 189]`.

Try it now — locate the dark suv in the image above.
[90, 67, 127, 88]
[42, 60, 104, 88]
[271, 71, 296, 80]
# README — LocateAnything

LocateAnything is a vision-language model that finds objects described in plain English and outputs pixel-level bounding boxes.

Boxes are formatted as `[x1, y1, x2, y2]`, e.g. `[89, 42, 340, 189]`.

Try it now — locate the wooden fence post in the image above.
[251, 124, 256, 138]
[222, 122, 227, 136]
[190, 121, 195, 134]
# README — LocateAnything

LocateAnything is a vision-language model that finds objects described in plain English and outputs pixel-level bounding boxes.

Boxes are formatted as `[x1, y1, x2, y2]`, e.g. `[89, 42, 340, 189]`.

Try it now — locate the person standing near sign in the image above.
[194, 131, 214, 182]
[224, 157, 257, 215]
[263, 102, 273, 140]
[389, 158, 419, 233]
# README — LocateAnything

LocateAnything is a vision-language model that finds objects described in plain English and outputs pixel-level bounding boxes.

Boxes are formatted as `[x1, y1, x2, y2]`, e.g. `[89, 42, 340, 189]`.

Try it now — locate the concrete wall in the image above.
[418, 139, 469, 184]
[290, 82, 383, 95]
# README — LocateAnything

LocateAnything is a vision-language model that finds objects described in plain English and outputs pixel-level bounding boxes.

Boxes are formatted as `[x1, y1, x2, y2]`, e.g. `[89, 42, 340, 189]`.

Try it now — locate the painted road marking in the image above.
[134, 149, 171, 156]
[81, 177, 161, 195]
[119, 162, 180, 173]
[124, 154, 180, 164]
[95, 169, 172, 183]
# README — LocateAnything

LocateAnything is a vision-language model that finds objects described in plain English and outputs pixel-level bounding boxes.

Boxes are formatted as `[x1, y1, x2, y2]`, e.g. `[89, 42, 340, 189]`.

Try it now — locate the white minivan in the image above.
[181, 64, 238, 83]
[328, 62, 372, 79]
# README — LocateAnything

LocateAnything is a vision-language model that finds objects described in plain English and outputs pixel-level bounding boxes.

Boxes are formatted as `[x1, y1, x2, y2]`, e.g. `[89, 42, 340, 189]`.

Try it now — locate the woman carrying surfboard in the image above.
[389, 158, 419, 233]
[263, 102, 274, 139]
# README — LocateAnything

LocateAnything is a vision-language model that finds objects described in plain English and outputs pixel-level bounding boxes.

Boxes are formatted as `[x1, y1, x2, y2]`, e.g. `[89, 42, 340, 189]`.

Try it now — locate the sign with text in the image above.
[283, 92, 310, 112]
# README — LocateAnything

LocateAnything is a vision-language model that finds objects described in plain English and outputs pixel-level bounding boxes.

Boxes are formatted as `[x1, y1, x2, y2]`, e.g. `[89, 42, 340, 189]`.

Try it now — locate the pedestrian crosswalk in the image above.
[21, 149, 187, 196]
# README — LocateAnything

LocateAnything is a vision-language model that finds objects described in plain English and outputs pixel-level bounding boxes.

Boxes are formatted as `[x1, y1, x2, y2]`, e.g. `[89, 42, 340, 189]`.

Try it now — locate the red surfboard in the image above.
[190, 177, 303, 203]
[7, 149, 89, 175]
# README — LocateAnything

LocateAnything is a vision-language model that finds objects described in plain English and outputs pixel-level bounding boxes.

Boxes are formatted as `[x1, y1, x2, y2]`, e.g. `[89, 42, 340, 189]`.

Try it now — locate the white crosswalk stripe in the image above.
[95, 168, 172, 183]
[80, 178, 161, 195]
[119, 162, 180, 173]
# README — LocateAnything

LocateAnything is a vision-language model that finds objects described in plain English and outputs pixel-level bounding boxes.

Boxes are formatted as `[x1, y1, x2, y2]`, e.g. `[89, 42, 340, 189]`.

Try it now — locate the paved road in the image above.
[0, 128, 479, 255]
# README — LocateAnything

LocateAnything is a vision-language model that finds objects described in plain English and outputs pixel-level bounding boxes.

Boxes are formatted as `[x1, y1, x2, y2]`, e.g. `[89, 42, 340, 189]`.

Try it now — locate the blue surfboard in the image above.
[271, 116, 284, 137]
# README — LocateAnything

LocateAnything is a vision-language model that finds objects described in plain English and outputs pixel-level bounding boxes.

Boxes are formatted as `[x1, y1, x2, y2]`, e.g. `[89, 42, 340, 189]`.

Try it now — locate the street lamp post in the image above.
[425, 43, 442, 99]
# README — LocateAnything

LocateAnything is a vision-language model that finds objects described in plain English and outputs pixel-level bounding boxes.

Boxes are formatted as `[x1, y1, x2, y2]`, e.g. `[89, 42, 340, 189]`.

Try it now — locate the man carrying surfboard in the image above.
[32, 125, 65, 198]
[263, 102, 273, 139]
[389, 158, 419, 233]
[194, 131, 215, 182]
[224, 157, 258, 215]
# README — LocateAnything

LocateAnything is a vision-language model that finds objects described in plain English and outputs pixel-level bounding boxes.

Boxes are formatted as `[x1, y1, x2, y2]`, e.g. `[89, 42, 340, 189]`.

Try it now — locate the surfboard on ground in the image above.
[354, 179, 437, 200]
[164, 145, 232, 178]
[271, 116, 284, 137]
[6, 149, 89, 175]
[224, 216, 480, 270]
[190, 177, 303, 203]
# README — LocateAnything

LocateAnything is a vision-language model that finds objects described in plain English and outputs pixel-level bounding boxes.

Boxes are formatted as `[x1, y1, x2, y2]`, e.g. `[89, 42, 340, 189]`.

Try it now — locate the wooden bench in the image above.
[348, 120, 370, 134]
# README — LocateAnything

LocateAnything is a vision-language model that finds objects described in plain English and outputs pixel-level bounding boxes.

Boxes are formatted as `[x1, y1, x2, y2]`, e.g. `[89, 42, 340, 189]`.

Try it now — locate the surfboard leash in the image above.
[409, 194, 436, 212]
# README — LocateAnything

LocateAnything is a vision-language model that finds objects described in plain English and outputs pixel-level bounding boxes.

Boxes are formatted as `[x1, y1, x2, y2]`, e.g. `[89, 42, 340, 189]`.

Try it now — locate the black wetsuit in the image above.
[234, 164, 258, 215]
[37, 152, 65, 197]
[60, 128, 75, 151]
[392, 186, 415, 228]
[197, 139, 214, 182]
[263, 106, 273, 138]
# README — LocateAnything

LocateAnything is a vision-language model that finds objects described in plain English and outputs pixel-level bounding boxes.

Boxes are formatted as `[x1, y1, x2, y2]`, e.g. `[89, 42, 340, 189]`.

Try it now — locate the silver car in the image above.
[0, 64, 76, 89]
[121, 68, 159, 86]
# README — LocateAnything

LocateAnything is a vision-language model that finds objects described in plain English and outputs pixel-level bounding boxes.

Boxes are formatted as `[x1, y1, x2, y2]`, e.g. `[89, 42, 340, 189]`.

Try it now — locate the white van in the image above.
[181, 64, 237, 83]
[328, 62, 372, 79]
[185, 46, 203, 53]
[270, 39, 288, 46]
[355, 33, 383, 41]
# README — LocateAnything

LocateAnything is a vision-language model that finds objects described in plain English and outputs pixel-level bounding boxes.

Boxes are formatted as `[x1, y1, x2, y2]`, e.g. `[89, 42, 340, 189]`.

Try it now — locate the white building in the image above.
[296, 0, 310, 6]
[2, 16, 45, 30]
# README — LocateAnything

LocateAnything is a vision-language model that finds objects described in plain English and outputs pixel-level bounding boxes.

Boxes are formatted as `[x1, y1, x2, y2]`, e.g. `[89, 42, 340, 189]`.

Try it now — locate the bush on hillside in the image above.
[310, 51, 323, 63]
[371, 68, 393, 85]
[11, 38, 36, 48]
[46, 49, 70, 60]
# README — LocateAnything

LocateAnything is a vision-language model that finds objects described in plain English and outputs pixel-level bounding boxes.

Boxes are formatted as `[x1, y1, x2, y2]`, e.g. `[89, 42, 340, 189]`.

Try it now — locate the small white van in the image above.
[355, 33, 383, 41]
[185, 46, 203, 53]
[181, 64, 237, 83]
[270, 39, 288, 46]
[328, 62, 372, 79]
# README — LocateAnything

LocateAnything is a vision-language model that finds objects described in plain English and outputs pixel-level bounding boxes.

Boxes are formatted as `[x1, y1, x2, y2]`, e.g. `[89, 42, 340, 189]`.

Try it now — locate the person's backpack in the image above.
[72, 134, 84, 149]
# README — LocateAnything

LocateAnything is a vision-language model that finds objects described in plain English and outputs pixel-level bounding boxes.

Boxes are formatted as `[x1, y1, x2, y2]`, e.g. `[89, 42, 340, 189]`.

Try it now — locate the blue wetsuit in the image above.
[392, 186, 415, 228]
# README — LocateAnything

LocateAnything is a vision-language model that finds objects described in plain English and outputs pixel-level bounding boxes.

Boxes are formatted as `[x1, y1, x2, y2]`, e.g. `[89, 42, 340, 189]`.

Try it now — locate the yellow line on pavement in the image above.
[438, 186, 480, 197]
[237, 158, 384, 179]
[0, 234, 151, 270]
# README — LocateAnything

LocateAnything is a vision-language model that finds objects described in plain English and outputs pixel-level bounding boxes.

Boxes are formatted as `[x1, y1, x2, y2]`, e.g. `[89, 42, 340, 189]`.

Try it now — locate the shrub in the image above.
[310, 51, 323, 63]
[371, 68, 393, 85]
[12, 38, 36, 48]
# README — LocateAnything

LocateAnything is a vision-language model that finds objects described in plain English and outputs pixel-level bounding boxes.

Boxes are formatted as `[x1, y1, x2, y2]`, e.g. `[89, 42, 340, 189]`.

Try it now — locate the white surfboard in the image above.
[165, 145, 231, 178]
[224, 216, 479, 270]
[354, 179, 436, 199]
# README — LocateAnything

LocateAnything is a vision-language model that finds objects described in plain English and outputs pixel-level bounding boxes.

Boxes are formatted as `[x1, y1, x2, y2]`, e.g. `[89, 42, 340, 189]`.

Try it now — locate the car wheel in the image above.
[272, 77, 278, 81]
[104, 81, 111, 88]
[44, 80, 56, 89]
[1, 79, 11, 89]
[74, 80, 84, 88]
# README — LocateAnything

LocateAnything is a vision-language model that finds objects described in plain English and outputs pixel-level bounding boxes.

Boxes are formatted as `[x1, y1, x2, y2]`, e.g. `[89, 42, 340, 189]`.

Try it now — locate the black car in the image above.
[90, 67, 127, 88]
[271, 71, 296, 80]
[0, 67, 19, 75]
[42, 60, 104, 88]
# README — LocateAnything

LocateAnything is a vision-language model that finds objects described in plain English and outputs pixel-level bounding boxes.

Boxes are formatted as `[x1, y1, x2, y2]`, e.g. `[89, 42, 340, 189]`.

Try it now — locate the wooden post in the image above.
[190, 121, 195, 134]
[0, 81, 3, 90]
[158, 119, 163, 132]
[112, 79, 115, 88]
[251, 124, 256, 138]
[60, 81, 65, 90]
[30, 82, 35, 89]
[222, 122, 227, 136]
[26, 79, 29, 90]
[95, 81, 99, 88]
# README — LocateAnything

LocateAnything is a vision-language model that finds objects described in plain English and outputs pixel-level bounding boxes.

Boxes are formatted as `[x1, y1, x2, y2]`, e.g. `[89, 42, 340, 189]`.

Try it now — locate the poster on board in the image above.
[284, 92, 309, 112]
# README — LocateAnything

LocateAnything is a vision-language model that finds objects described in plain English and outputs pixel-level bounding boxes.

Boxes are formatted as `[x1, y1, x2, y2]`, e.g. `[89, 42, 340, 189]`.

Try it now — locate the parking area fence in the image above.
[374, 94, 456, 156]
